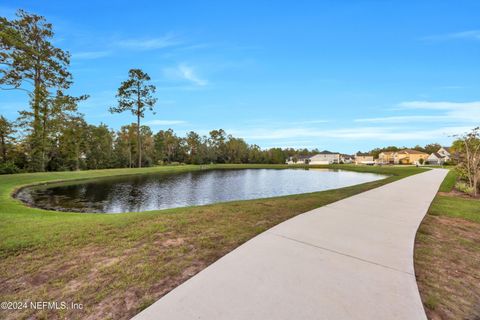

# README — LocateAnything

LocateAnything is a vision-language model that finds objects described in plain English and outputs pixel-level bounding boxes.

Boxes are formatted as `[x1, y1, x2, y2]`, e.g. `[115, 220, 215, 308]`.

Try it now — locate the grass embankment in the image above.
[415, 169, 480, 320]
[0, 164, 423, 320]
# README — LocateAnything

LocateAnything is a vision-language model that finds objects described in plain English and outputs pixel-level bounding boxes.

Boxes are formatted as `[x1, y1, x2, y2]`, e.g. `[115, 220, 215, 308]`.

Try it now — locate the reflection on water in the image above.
[17, 169, 386, 213]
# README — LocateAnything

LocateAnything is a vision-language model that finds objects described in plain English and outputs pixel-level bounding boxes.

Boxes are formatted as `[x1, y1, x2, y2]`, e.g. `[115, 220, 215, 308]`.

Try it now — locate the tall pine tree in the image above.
[0, 10, 72, 171]
[110, 69, 157, 168]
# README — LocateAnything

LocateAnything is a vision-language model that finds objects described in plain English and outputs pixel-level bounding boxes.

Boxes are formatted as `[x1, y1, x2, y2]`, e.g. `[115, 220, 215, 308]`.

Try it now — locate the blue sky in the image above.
[1, 1, 480, 153]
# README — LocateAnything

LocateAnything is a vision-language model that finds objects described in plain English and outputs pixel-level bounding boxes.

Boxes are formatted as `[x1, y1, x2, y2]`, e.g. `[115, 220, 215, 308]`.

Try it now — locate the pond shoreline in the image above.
[13, 167, 388, 214]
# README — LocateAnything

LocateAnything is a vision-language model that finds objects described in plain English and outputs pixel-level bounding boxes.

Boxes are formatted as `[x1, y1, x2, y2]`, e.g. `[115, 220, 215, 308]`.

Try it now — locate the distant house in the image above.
[309, 150, 340, 165]
[285, 155, 311, 165]
[427, 147, 451, 165]
[438, 147, 451, 158]
[286, 150, 344, 165]
[340, 154, 354, 164]
[354, 152, 374, 165]
[377, 149, 428, 165]
[377, 151, 396, 164]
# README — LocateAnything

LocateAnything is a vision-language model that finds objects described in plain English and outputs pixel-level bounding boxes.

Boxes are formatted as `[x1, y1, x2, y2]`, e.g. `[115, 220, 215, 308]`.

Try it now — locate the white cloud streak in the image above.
[163, 64, 208, 87]
[178, 64, 208, 86]
[72, 51, 111, 60]
[423, 30, 480, 41]
[115, 34, 181, 50]
[228, 126, 470, 142]
[357, 101, 480, 124]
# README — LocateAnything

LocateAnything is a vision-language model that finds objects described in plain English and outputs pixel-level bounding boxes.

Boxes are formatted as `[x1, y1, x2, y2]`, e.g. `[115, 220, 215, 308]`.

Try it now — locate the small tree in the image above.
[453, 127, 480, 197]
[0, 115, 15, 162]
[110, 69, 157, 168]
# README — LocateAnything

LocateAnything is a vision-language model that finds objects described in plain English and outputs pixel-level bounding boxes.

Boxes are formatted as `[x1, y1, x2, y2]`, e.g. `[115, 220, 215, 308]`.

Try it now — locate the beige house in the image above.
[377, 149, 428, 165]
[355, 152, 374, 165]
[377, 151, 396, 164]
[427, 147, 452, 165]
[340, 154, 354, 164]
[309, 151, 340, 165]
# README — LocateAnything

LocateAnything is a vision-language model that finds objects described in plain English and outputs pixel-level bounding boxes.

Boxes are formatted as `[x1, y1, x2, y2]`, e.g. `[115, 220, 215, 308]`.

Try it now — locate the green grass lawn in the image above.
[415, 169, 480, 320]
[0, 164, 425, 320]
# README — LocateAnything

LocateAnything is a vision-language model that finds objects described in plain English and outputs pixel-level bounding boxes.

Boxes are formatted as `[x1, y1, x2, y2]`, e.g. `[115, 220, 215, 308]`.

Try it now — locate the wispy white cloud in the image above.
[398, 100, 480, 121]
[178, 64, 208, 86]
[228, 126, 469, 142]
[355, 115, 450, 123]
[115, 33, 181, 50]
[72, 51, 111, 60]
[358, 100, 480, 124]
[423, 30, 480, 41]
[144, 120, 187, 126]
[398, 100, 480, 110]
[163, 64, 208, 87]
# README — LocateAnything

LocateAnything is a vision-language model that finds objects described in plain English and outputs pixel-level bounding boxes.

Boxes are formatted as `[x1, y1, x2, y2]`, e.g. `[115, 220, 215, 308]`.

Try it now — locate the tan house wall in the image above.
[378, 152, 395, 163]
[355, 155, 374, 164]
[377, 151, 428, 164]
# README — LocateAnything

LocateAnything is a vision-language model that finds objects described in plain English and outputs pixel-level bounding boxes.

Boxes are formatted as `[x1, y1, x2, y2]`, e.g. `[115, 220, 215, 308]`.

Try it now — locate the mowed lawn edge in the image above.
[415, 169, 480, 320]
[1, 164, 425, 320]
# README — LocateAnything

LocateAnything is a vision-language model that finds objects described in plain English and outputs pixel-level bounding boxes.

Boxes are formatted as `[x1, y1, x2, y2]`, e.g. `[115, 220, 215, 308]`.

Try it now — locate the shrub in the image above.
[0, 161, 20, 174]
[455, 181, 474, 195]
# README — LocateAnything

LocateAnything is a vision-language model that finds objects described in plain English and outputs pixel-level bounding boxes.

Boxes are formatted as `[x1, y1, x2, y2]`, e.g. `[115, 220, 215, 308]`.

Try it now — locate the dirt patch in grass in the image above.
[415, 214, 480, 320]
[438, 189, 480, 200]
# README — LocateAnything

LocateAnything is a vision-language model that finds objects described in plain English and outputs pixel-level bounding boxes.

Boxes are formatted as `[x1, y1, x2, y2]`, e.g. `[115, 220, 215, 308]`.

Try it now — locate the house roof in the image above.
[441, 147, 451, 152]
[356, 152, 372, 157]
[397, 149, 428, 155]
[318, 150, 339, 155]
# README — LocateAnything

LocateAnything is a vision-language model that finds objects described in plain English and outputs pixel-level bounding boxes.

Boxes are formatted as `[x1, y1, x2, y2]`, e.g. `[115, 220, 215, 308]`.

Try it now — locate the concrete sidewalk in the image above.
[133, 169, 448, 320]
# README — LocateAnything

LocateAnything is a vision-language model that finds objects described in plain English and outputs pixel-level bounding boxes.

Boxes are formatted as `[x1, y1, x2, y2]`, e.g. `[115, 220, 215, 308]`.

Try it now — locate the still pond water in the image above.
[17, 169, 386, 213]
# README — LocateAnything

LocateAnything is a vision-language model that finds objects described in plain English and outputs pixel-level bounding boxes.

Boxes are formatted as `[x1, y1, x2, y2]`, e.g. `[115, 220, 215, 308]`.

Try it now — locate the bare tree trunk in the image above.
[137, 113, 141, 168]
[41, 100, 48, 171]
[137, 87, 142, 168]
[1, 135, 6, 162]
[474, 175, 478, 197]
[75, 143, 80, 171]
[32, 64, 44, 171]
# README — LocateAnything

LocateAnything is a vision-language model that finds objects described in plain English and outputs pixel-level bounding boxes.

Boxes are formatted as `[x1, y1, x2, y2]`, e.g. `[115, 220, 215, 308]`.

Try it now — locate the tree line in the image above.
[0, 10, 318, 174]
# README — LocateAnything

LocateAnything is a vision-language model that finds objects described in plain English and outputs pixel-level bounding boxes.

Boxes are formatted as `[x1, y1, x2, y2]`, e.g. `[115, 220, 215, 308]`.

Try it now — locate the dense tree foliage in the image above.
[1, 10, 72, 171]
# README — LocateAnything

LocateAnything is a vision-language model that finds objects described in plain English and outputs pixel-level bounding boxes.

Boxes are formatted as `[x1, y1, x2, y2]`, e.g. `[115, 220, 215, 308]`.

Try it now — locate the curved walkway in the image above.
[133, 169, 448, 320]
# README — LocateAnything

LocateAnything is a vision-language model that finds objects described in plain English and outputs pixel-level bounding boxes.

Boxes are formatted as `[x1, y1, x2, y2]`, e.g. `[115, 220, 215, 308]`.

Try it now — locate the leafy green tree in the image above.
[110, 69, 157, 168]
[267, 148, 287, 164]
[84, 124, 114, 169]
[248, 144, 265, 163]
[424, 143, 442, 155]
[56, 116, 88, 171]
[0, 115, 15, 162]
[153, 129, 185, 163]
[16, 91, 87, 171]
[225, 136, 249, 163]
[208, 129, 227, 163]
[0, 10, 72, 171]
[185, 131, 207, 164]
[140, 125, 155, 166]
[453, 127, 480, 196]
